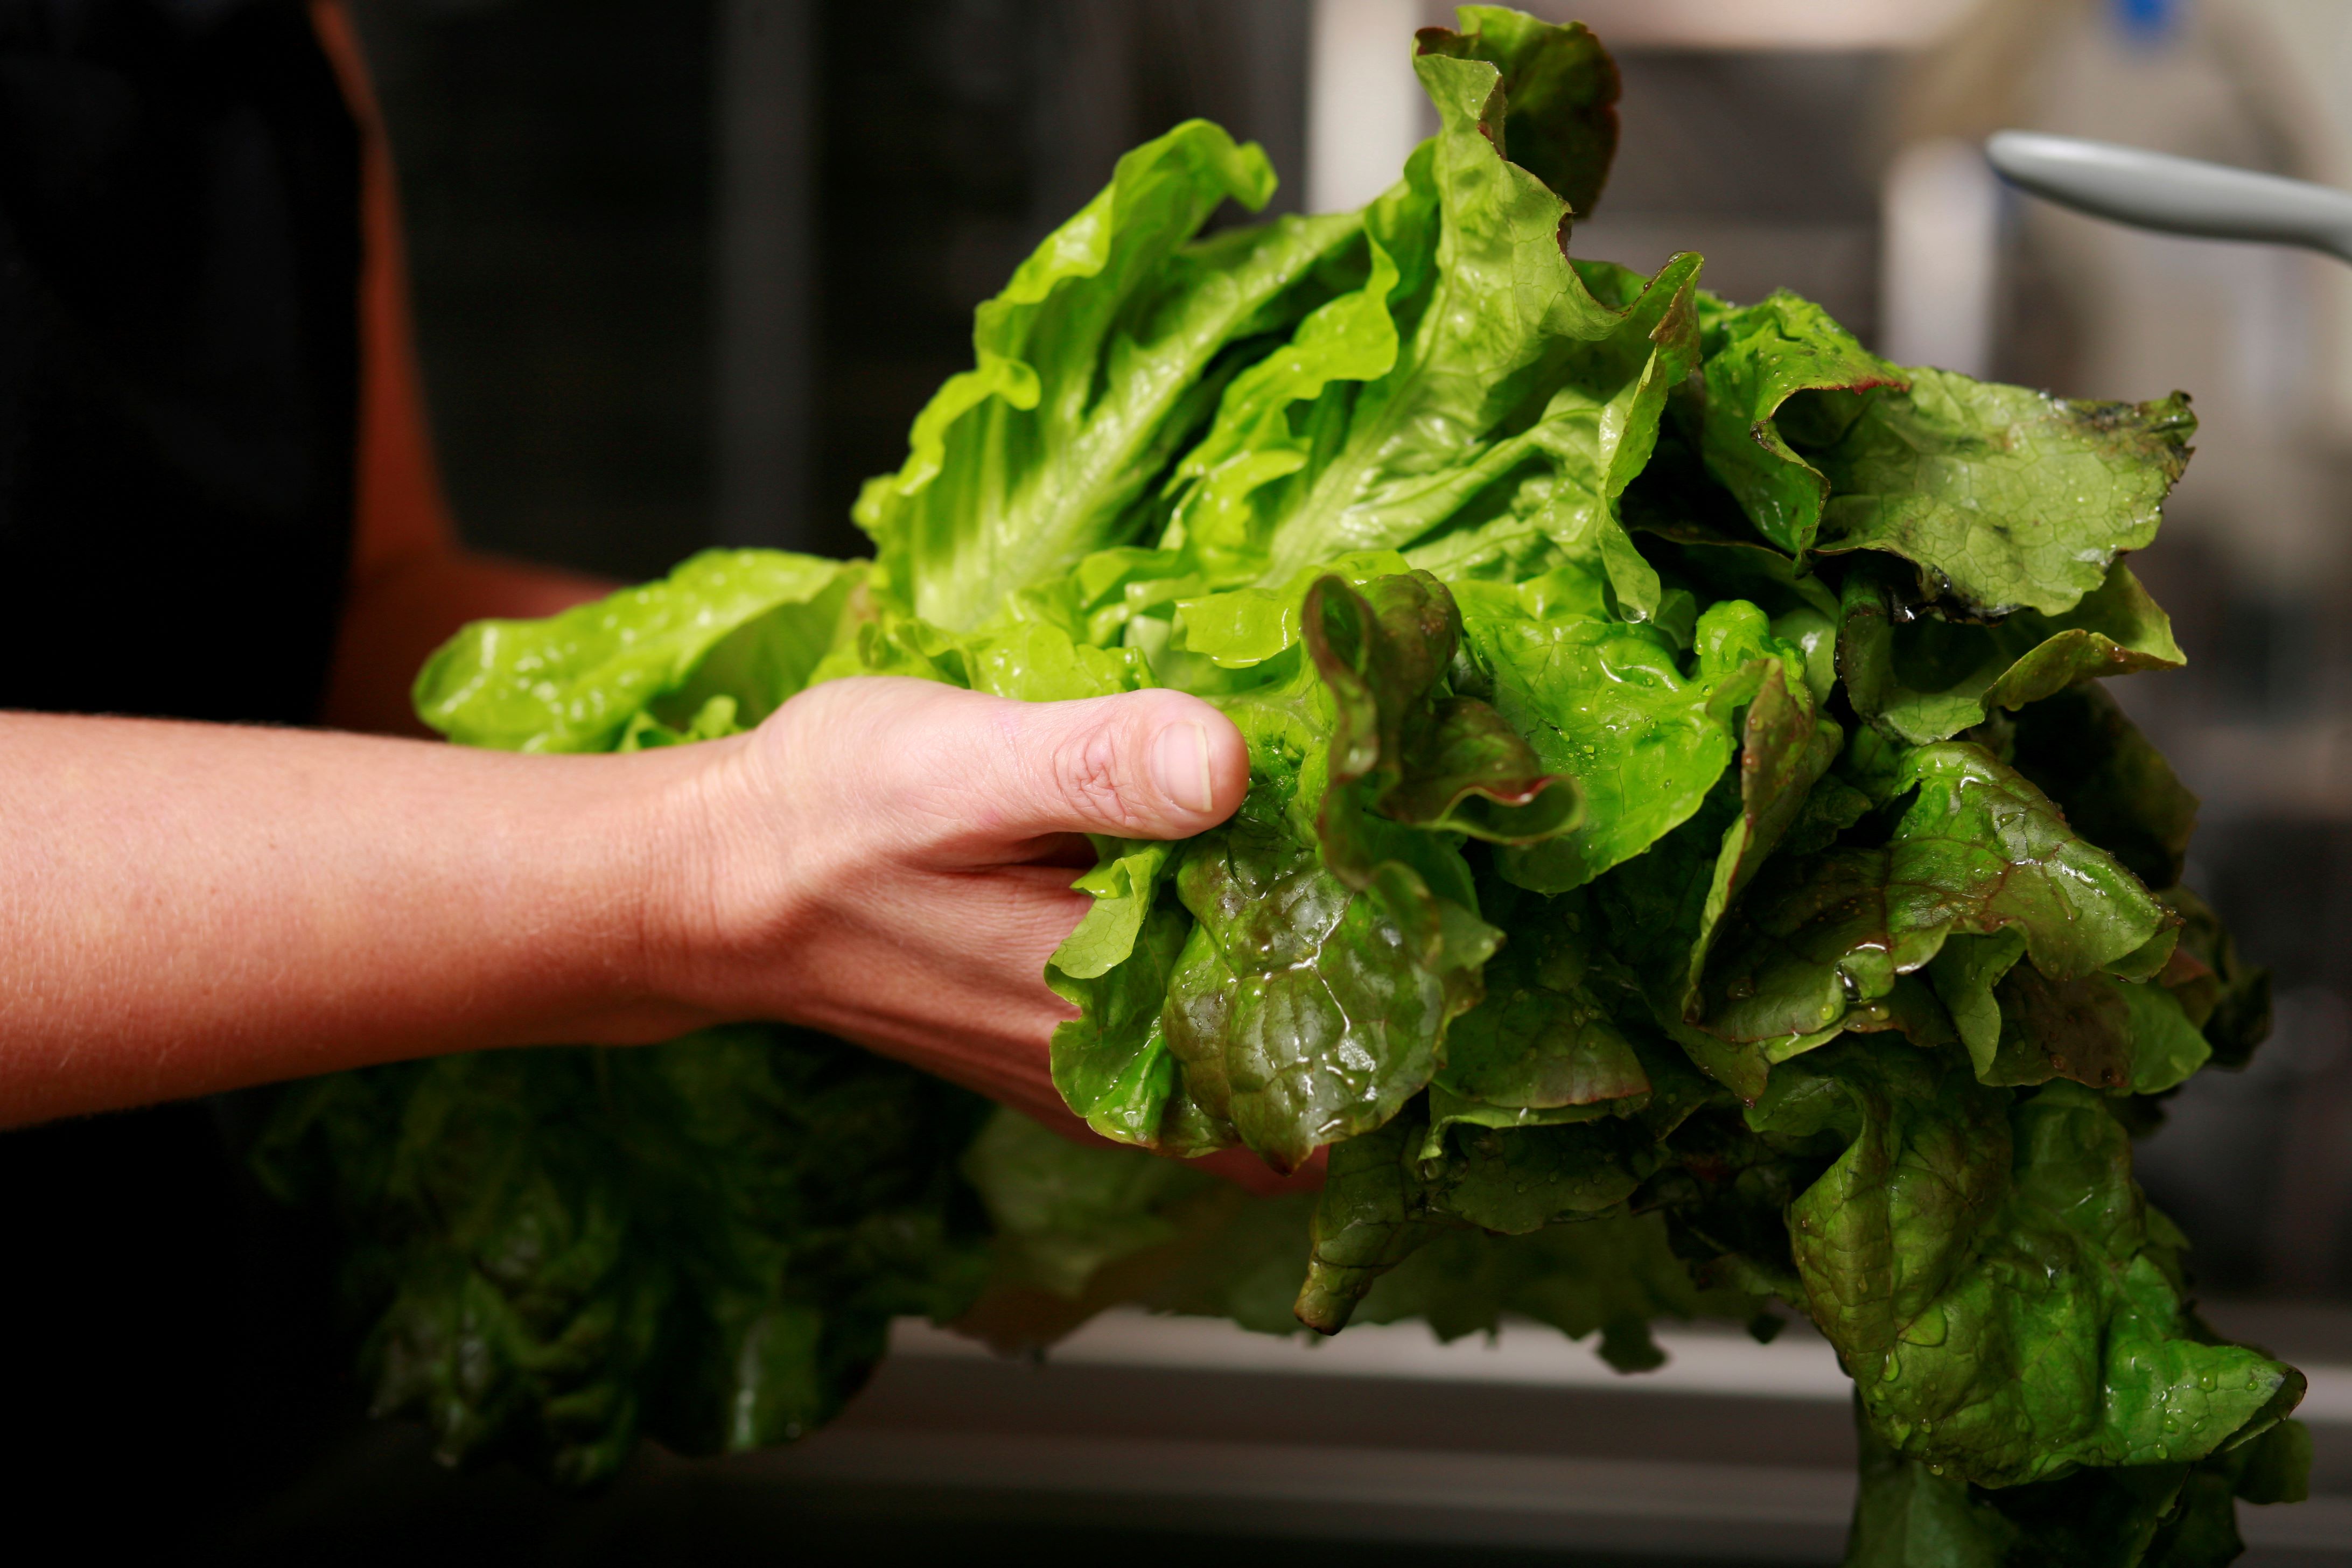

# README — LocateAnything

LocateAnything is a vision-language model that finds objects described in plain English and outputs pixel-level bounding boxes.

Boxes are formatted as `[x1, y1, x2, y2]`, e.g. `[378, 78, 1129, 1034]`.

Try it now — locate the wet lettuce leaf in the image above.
[1693, 289, 1907, 557]
[1309, 571, 1579, 858]
[1351, 1211, 1751, 1369]
[1763, 1048, 2300, 1489]
[1840, 556, 2185, 746]
[1414, 6, 1619, 220]
[1296, 1097, 1659, 1332]
[271, 9, 2299, 1558]
[252, 1028, 993, 1485]
[1170, 18, 1672, 591]
[1297, 1020, 1725, 1332]
[855, 121, 1360, 632]
[1683, 660, 1844, 1016]
[415, 550, 862, 752]
[1460, 583, 1802, 894]
[1431, 879, 1653, 1124]
[1159, 572, 1581, 1172]
[1695, 290, 2194, 617]
[1048, 891, 1224, 1154]
[1808, 373, 2195, 618]
[1162, 799, 1499, 1173]
[2008, 683, 2199, 893]
[1696, 743, 2172, 1047]
[1849, 1404, 2309, 1567]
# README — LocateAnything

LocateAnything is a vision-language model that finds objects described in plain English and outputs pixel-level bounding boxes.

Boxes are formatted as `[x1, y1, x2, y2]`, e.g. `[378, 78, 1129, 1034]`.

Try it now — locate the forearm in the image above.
[0, 712, 698, 1125]
[324, 548, 614, 736]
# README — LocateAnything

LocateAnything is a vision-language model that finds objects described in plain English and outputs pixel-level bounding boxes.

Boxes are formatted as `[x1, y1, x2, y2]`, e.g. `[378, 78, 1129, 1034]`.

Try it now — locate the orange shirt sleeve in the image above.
[308, 0, 457, 584]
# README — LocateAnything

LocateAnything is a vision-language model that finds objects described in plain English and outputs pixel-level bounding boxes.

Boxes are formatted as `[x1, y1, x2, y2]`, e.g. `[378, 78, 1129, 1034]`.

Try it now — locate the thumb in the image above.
[944, 685, 1250, 846]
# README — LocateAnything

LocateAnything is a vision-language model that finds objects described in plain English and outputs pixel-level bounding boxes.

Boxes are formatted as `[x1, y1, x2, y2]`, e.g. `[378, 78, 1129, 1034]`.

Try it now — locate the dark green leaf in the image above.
[1697, 744, 2171, 1046]
[1295, 1091, 1663, 1332]
[1978, 965, 2210, 1095]
[2011, 685, 2199, 892]
[1433, 885, 1653, 1119]
[958, 1108, 1217, 1298]
[1849, 1407, 2201, 1568]
[1839, 556, 2185, 746]
[1296, 1106, 1444, 1331]
[1682, 661, 1844, 1016]
[1353, 1212, 1739, 1366]
[253, 1029, 993, 1483]
[1774, 1048, 2299, 1488]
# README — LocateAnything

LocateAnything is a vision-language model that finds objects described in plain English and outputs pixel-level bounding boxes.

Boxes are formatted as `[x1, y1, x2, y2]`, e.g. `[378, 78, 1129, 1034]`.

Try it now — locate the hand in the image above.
[648, 675, 1318, 1194]
[0, 680, 1319, 1190]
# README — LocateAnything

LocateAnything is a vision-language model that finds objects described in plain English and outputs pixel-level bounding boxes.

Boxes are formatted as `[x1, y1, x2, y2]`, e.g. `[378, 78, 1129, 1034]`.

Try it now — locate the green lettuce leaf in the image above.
[1297, 1097, 1657, 1334]
[1293, 1105, 1450, 1331]
[1165, 22, 1672, 590]
[1306, 570, 1578, 857]
[1416, 6, 1619, 220]
[1696, 743, 2171, 1046]
[252, 1028, 992, 1485]
[1397, 251, 1703, 600]
[958, 1107, 1216, 1298]
[1354, 1212, 1753, 1371]
[2009, 684, 2198, 893]
[1849, 1405, 2309, 1567]
[1985, 965, 2211, 1095]
[1693, 289, 1907, 557]
[1297, 1029, 1721, 1332]
[1766, 1048, 2299, 1489]
[1839, 556, 2185, 746]
[1160, 774, 1500, 1173]
[1690, 290, 2193, 617]
[1682, 661, 1843, 1014]
[1153, 570, 1588, 1170]
[1461, 585, 1800, 895]
[1431, 880, 1653, 1123]
[1048, 895, 1230, 1154]
[856, 120, 1361, 631]
[1809, 373, 2195, 618]
[415, 550, 862, 752]
[1296, 1098, 1660, 1335]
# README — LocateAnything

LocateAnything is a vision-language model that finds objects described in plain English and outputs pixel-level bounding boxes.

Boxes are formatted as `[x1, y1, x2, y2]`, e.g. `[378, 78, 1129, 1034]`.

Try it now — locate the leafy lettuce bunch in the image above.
[262, 9, 2307, 1562]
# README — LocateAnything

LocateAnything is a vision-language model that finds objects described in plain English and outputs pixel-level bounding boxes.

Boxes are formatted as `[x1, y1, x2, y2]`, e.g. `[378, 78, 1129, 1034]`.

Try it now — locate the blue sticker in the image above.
[2113, 0, 2185, 45]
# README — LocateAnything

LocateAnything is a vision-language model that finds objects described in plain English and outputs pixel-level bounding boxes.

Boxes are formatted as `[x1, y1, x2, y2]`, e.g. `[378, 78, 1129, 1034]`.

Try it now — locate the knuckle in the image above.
[1048, 721, 1140, 828]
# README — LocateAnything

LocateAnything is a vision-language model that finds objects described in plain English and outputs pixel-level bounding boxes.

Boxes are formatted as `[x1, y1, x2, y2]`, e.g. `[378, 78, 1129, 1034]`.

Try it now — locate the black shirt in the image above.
[0, 0, 358, 723]
[0, 1, 362, 1550]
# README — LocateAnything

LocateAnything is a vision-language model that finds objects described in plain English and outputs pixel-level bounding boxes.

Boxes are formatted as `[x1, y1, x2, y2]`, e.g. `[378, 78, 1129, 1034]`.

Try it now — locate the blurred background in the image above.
[309, 1, 2352, 1562]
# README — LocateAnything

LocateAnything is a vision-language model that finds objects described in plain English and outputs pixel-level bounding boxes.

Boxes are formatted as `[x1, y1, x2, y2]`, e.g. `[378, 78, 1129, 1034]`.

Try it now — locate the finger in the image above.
[879, 683, 1250, 849]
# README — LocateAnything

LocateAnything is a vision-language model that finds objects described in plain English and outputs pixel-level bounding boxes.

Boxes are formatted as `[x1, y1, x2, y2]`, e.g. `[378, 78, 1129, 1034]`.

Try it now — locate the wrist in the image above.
[520, 742, 737, 1047]
[596, 729, 804, 1039]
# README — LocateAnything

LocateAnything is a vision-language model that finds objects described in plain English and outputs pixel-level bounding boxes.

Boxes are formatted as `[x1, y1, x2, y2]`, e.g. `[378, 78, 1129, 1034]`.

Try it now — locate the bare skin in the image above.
[0, 677, 1263, 1161]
